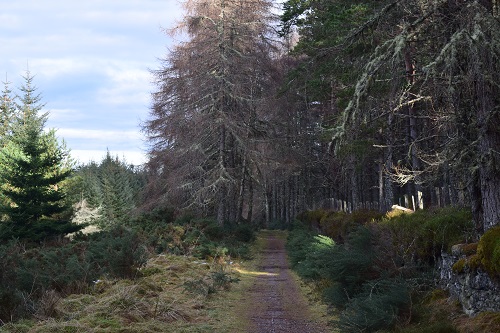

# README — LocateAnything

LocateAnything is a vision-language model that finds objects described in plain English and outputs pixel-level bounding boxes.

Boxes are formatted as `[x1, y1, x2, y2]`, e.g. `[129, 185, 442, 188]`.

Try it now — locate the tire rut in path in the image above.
[245, 231, 329, 333]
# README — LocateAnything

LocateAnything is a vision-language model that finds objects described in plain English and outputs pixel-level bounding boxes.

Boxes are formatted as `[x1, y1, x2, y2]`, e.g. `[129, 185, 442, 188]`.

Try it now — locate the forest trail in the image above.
[241, 230, 330, 333]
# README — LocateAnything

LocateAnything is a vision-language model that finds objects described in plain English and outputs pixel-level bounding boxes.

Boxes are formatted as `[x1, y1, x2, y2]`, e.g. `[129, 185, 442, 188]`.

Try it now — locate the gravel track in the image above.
[245, 231, 330, 333]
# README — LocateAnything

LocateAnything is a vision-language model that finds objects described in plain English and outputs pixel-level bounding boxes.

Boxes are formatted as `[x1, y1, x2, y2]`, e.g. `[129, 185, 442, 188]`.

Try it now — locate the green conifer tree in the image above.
[0, 77, 16, 145]
[0, 71, 81, 241]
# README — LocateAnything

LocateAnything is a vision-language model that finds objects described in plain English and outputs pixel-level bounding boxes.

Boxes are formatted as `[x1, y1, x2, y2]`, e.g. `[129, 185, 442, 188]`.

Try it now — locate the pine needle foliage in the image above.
[336, 278, 410, 333]
[0, 71, 80, 242]
[67, 152, 147, 229]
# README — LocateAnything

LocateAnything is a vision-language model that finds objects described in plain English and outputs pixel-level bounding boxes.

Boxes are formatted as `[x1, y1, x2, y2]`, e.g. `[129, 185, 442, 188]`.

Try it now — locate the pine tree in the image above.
[0, 71, 80, 241]
[335, 0, 500, 232]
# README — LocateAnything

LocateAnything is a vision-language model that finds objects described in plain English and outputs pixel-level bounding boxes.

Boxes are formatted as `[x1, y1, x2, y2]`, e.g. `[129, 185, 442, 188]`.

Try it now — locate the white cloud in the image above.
[0, 14, 20, 29]
[56, 128, 147, 165]
[47, 108, 85, 123]
[26, 59, 90, 79]
[56, 128, 142, 142]
[98, 66, 152, 106]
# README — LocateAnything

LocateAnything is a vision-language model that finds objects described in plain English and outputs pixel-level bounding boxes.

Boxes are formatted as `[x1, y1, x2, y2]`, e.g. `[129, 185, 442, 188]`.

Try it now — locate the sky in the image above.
[1, 0, 184, 165]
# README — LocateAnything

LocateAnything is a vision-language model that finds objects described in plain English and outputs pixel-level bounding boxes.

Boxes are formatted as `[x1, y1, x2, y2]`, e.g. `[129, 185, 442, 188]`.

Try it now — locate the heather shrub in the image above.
[318, 209, 384, 243]
[136, 213, 255, 259]
[379, 207, 473, 265]
[296, 209, 328, 229]
[319, 211, 350, 242]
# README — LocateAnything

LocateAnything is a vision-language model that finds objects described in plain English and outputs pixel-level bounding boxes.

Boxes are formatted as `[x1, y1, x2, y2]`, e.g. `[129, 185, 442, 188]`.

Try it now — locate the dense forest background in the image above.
[0, 0, 499, 331]
[144, 0, 500, 234]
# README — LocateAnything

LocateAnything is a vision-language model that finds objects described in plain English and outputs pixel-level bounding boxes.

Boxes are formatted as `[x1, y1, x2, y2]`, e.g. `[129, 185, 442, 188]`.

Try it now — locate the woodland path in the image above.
[242, 230, 330, 333]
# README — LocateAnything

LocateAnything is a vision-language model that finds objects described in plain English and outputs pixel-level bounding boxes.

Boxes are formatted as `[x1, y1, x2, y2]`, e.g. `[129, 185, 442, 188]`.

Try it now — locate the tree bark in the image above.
[217, 125, 227, 226]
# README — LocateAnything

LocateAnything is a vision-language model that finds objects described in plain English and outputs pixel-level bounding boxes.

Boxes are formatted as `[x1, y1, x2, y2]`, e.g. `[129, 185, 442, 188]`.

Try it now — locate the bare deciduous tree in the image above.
[144, 0, 279, 225]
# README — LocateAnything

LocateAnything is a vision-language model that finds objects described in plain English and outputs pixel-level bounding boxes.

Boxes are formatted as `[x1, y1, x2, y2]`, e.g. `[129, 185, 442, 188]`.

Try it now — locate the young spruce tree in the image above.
[0, 71, 81, 241]
[1, 78, 16, 145]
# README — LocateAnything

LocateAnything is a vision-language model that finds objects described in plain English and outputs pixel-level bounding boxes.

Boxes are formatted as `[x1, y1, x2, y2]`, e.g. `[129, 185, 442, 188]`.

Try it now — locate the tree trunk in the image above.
[476, 47, 500, 231]
[248, 177, 253, 224]
[404, 46, 423, 210]
[264, 180, 270, 228]
[478, 121, 500, 231]
[383, 112, 395, 212]
[470, 170, 484, 235]
[237, 158, 247, 222]
[217, 125, 227, 226]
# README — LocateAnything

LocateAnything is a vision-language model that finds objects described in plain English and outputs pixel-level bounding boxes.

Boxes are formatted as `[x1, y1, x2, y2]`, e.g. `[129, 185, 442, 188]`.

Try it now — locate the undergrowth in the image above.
[288, 206, 486, 333]
[0, 254, 242, 333]
[0, 207, 255, 326]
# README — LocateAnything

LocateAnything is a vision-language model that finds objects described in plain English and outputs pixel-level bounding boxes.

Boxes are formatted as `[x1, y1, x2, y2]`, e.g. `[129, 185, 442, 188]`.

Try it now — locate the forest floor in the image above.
[237, 230, 332, 333]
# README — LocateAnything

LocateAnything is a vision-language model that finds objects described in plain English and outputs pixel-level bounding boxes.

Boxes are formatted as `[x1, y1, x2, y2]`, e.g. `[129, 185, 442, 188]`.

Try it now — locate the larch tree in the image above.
[144, 0, 279, 225]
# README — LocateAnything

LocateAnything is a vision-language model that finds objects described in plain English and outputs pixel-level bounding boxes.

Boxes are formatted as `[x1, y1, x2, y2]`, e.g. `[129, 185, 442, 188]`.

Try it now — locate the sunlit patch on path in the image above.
[243, 231, 330, 333]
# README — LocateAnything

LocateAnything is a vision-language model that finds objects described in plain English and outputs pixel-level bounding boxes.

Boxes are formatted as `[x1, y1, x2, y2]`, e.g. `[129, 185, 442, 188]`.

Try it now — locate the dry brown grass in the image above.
[1, 254, 245, 333]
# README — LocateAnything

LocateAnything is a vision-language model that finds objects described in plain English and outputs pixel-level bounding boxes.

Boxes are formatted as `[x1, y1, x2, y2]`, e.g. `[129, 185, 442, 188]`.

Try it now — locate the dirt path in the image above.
[243, 231, 330, 333]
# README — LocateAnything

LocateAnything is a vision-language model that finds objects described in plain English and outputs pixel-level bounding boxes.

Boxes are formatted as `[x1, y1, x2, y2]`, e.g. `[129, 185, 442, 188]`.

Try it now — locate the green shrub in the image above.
[294, 235, 335, 280]
[288, 222, 417, 332]
[286, 223, 315, 269]
[232, 224, 255, 243]
[335, 278, 410, 333]
[322, 226, 375, 307]
[131, 206, 176, 230]
[203, 221, 225, 241]
[0, 227, 148, 322]
[224, 240, 252, 260]
[85, 227, 148, 278]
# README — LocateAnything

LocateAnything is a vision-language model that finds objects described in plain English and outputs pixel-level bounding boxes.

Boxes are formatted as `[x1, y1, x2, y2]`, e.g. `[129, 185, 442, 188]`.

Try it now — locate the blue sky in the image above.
[1, 0, 183, 165]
